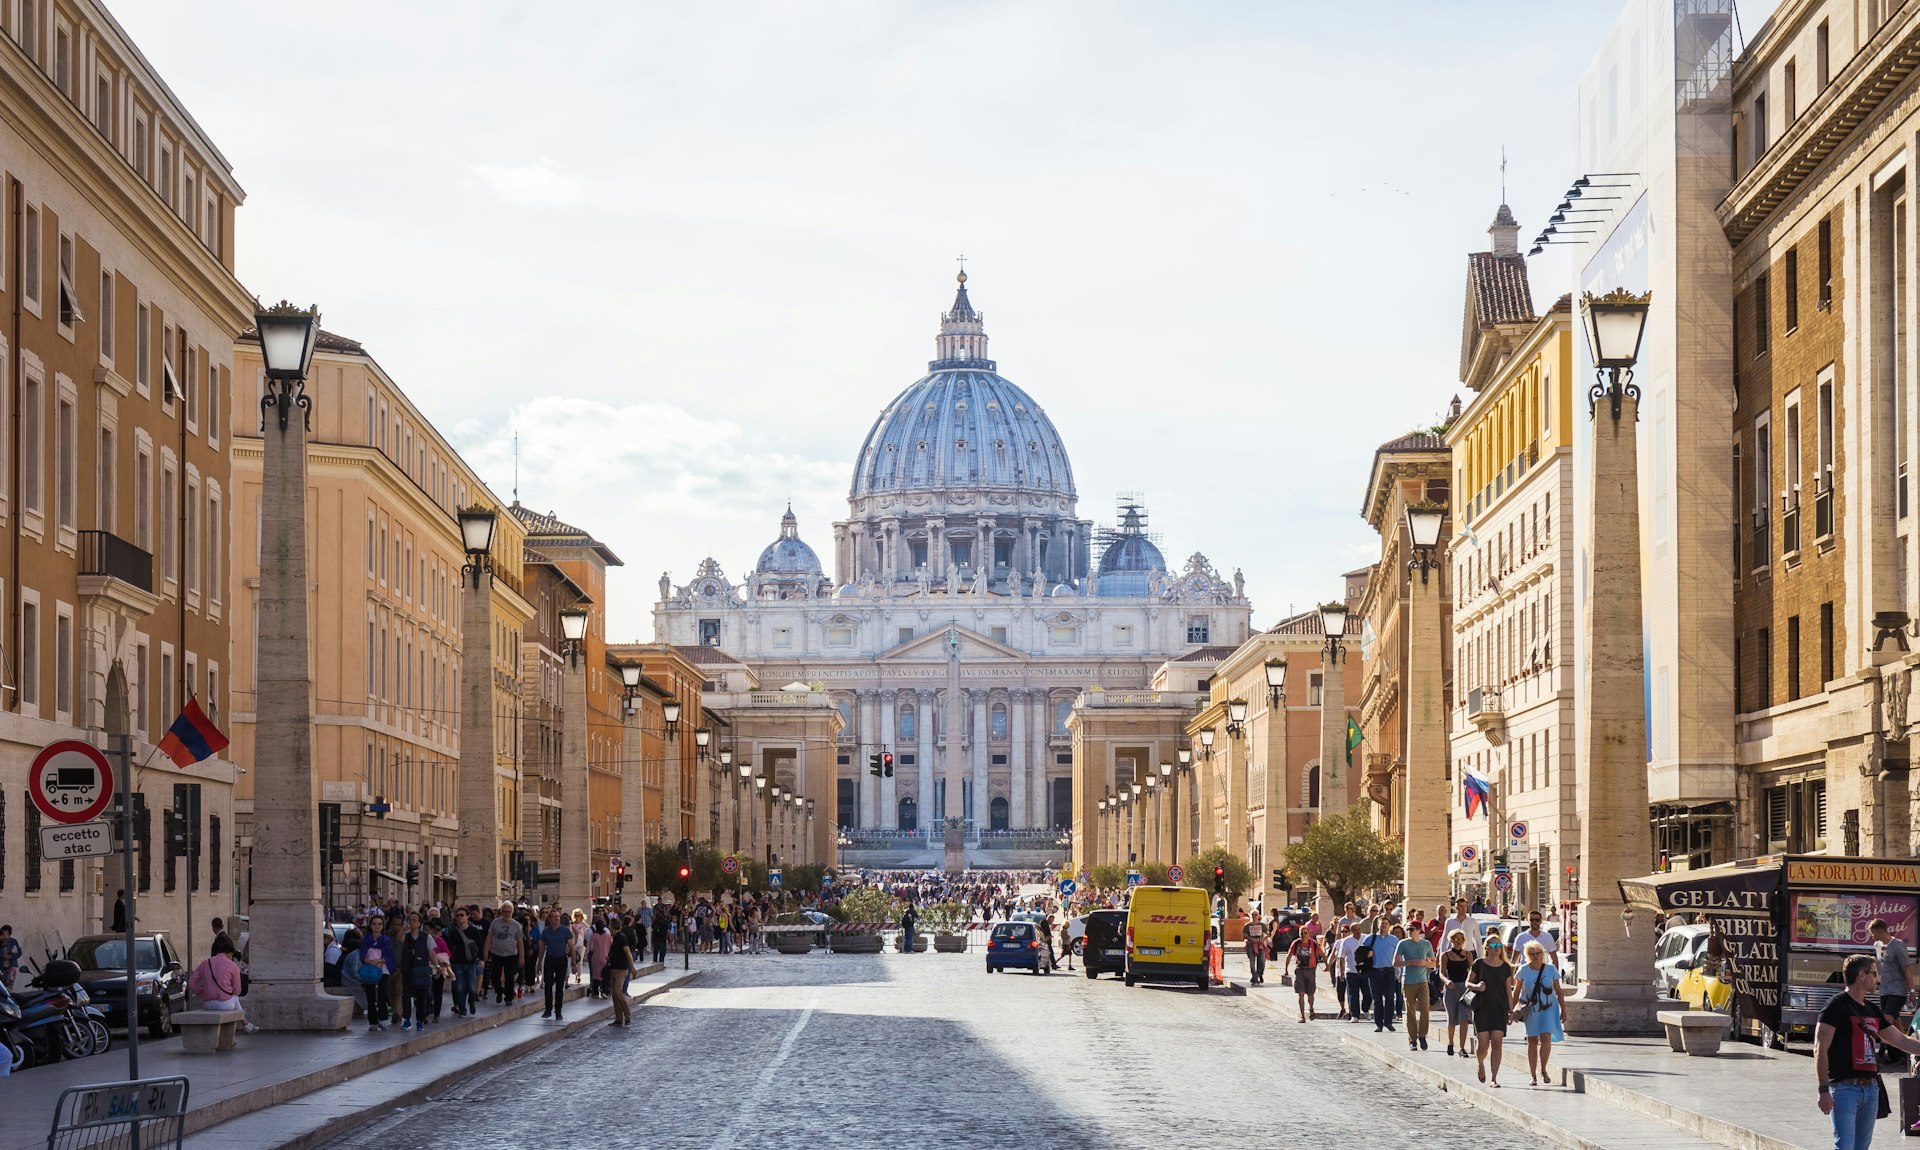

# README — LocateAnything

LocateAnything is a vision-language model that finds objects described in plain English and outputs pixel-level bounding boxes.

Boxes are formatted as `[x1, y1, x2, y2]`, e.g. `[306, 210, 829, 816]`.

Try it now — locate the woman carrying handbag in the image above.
[1515, 939, 1568, 1085]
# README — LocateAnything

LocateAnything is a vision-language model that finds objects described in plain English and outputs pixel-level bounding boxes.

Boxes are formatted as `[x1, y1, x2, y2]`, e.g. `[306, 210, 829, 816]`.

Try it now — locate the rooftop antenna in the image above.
[1500, 145, 1508, 202]
[512, 429, 519, 503]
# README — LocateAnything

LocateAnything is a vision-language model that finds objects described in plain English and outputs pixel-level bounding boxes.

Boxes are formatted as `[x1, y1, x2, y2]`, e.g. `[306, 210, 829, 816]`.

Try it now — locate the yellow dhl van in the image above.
[1125, 886, 1211, 989]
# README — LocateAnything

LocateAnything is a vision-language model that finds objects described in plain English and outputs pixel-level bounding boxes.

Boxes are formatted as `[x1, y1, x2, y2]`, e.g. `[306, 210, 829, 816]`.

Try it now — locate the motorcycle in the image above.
[0, 982, 27, 1071]
[11, 959, 95, 1063]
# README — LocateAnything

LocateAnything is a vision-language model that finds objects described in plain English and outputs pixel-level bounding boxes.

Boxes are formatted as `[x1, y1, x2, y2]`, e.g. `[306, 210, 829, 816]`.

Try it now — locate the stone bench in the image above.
[174, 1009, 247, 1053]
[1657, 1009, 1732, 1056]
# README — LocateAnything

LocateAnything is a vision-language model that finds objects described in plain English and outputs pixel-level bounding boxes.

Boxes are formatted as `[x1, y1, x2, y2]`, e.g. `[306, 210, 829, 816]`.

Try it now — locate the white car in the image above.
[1653, 923, 1711, 995]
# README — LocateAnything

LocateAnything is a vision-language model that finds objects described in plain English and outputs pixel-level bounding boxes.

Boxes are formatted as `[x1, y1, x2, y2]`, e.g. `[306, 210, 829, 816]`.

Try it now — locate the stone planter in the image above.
[895, 934, 928, 952]
[771, 936, 814, 955]
[932, 933, 968, 954]
[831, 933, 885, 954]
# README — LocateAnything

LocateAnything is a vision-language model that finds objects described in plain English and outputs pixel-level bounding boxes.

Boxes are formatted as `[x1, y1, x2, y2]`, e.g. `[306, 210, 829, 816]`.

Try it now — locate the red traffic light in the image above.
[677, 865, 690, 882]
[1213, 866, 1225, 879]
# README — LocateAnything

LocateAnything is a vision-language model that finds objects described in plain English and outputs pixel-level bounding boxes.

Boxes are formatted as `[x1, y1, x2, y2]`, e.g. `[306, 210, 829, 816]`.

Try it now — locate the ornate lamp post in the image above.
[1096, 797, 1109, 867]
[1566, 288, 1655, 1034]
[693, 726, 712, 842]
[246, 302, 352, 1029]
[1158, 760, 1173, 865]
[557, 604, 593, 908]
[615, 661, 646, 887]
[1264, 657, 1288, 706]
[1145, 773, 1161, 864]
[455, 504, 502, 908]
[753, 772, 767, 861]
[1401, 500, 1449, 910]
[1317, 600, 1349, 820]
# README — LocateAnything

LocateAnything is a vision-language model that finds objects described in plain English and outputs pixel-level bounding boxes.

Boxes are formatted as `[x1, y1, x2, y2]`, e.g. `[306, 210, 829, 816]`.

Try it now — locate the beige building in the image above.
[230, 331, 532, 912]
[0, 0, 249, 954]
[1723, 0, 1920, 860]
[1447, 290, 1578, 908]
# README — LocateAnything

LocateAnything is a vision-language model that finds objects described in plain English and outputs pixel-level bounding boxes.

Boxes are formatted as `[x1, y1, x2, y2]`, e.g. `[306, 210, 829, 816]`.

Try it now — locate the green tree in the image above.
[1089, 863, 1127, 891]
[1283, 801, 1404, 906]
[1136, 861, 1172, 887]
[1180, 846, 1254, 902]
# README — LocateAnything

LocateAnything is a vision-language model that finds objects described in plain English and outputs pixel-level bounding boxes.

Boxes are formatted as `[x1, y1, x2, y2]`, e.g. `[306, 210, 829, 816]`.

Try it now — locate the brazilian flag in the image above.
[1345, 717, 1362, 768]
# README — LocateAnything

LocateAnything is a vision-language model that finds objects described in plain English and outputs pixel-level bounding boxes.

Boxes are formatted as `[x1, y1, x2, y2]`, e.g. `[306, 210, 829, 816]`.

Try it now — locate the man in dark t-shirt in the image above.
[1816, 953, 1920, 1148]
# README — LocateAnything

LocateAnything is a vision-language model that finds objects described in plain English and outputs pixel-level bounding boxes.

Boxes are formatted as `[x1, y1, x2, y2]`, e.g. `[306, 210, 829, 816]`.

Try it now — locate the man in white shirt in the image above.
[1511, 908, 1558, 963]
[1333, 922, 1365, 1021]
[1438, 896, 1482, 960]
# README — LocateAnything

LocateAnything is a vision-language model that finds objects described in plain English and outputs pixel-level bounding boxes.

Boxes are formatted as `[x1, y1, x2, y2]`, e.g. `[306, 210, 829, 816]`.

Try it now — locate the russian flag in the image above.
[1462, 773, 1492, 821]
[159, 696, 229, 768]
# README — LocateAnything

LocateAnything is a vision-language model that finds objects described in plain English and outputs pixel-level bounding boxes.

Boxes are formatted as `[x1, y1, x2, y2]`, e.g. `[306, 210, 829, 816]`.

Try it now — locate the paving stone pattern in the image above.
[328, 951, 1511, 1149]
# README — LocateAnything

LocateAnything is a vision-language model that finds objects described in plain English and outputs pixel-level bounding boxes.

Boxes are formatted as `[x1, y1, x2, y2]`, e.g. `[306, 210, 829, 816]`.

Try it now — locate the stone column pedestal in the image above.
[248, 403, 353, 1031]
[1565, 387, 1657, 1036]
[558, 656, 592, 910]
[1404, 572, 1450, 910]
[457, 570, 498, 907]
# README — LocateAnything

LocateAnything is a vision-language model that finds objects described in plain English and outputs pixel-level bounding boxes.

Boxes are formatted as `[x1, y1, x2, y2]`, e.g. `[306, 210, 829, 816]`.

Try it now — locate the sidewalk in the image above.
[1228, 953, 1871, 1150]
[0, 963, 690, 1150]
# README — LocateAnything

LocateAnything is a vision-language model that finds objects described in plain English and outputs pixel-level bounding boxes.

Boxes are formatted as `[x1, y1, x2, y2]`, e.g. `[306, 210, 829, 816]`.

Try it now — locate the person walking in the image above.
[1396, 917, 1437, 1051]
[444, 908, 481, 1017]
[651, 905, 670, 964]
[1468, 938, 1514, 1086]
[540, 909, 575, 1020]
[587, 917, 612, 997]
[398, 912, 434, 1032]
[1872, 918, 1916, 1030]
[1816, 953, 1920, 1149]
[1367, 922, 1400, 1032]
[1439, 929, 1475, 1058]
[357, 915, 395, 1032]
[900, 903, 918, 955]
[485, 902, 523, 1006]
[1334, 921, 1366, 1021]
[1439, 896, 1482, 961]
[570, 909, 590, 986]
[1243, 912, 1269, 985]
[1516, 939, 1567, 1085]
[1284, 930, 1322, 1022]
[602, 916, 634, 1027]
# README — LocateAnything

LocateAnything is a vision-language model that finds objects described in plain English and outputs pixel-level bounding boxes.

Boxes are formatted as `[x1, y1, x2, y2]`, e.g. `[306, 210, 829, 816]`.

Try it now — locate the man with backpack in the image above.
[444, 908, 482, 1016]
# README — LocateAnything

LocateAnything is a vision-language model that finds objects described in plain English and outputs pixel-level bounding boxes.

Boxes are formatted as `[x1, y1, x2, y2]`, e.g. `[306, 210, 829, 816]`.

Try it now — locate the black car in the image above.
[1081, 910, 1128, 979]
[65, 933, 186, 1038]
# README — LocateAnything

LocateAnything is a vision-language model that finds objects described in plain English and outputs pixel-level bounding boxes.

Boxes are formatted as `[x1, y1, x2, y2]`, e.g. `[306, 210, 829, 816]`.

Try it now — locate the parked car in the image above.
[985, 921, 1054, 974]
[64, 933, 186, 1039]
[1080, 910, 1128, 979]
[1653, 923, 1712, 996]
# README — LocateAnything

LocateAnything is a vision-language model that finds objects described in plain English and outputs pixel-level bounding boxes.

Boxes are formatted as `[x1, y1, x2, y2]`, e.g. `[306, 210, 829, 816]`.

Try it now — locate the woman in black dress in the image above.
[1467, 937, 1514, 1087]
[1440, 929, 1476, 1057]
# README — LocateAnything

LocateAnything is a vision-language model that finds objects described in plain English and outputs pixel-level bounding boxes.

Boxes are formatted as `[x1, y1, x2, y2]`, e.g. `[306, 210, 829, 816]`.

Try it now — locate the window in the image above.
[1113, 623, 1133, 646]
[57, 234, 81, 328]
[1784, 250, 1798, 332]
[94, 69, 109, 137]
[184, 475, 199, 595]
[1750, 93, 1768, 166]
[160, 460, 176, 586]
[135, 642, 148, 736]
[1050, 625, 1078, 644]
[96, 427, 113, 532]
[1784, 60, 1797, 125]
[698, 618, 720, 645]
[16, 0, 33, 61]
[1757, 626, 1772, 709]
[772, 626, 792, 648]
[1783, 390, 1802, 553]
[55, 395, 73, 529]
[19, 598, 37, 708]
[1187, 617, 1210, 643]
[1787, 615, 1802, 701]
[135, 301, 149, 391]
[1816, 216, 1834, 310]
[991, 626, 1007, 644]
[898, 626, 913, 645]
[22, 369, 40, 515]
[134, 445, 151, 550]
[1752, 412, 1771, 566]
[21, 204, 39, 307]
[899, 707, 915, 739]
[52, 23, 68, 96]
[1820, 602, 1835, 687]
[1308, 671, 1323, 707]
[206, 361, 218, 441]
[1753, 271, 1770, 355]
[991, 705, 1008, 739]
[98, 270, 114, 360]
[1816, 21, 1831, 91]
[54, 611, 70, 716]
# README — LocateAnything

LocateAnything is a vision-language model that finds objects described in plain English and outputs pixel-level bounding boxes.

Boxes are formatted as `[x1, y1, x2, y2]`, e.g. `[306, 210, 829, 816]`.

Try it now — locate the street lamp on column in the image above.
[754, 773, 767, 863]
[1199, 728, 1215, 761]
[559, 605, 589, 667]
[1264, 657, 1287, 706]
[1226, 698, 1249, 739]
[619, 661, 642, 712]
[246, 301, 348, 1029]
[1130, 781, 1143, 864]
[1145, 774, 1160, 864]
[662, 699, 682, 740]
[1158, 760, 1172, 863]
[1177, 749, 1194, 859]
[1405, 502, 1445, 581]
[453, 503, 503, 908]
[1320, 602, 1348, 660]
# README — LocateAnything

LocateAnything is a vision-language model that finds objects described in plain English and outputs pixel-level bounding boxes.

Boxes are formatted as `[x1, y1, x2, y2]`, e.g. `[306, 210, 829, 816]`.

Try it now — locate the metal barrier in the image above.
[46, 1076, 189, 1150]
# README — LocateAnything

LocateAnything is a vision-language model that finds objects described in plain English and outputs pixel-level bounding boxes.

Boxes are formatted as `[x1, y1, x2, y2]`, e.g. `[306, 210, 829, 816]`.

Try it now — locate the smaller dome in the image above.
[1094, 503, 1166, 596]
[755, 506, 823, 576]
[1049, 582, 1078, 597]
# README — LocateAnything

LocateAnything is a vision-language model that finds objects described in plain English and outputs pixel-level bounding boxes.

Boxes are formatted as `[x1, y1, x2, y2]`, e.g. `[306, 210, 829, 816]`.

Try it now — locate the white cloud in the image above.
[467, 159, 589, 208]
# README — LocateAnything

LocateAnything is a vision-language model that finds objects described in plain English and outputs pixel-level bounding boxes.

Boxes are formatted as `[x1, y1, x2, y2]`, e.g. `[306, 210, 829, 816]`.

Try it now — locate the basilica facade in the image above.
[652, 274, 1252, 837]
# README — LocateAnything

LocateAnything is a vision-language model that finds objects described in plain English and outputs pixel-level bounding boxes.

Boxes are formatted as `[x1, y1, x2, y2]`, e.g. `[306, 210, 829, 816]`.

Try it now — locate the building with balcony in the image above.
[230, 331, 532, 912]
[1723, 0, 1920, 859]
[0, 0, 249, 952]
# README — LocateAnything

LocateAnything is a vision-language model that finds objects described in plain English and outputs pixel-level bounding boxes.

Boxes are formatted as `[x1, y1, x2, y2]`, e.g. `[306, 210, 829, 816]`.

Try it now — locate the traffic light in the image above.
[868, 752, 882, 777]
[1212, 865, 1226, 895]
[613, 864, 627, 889]
[882, 751, 894, 778]
[1272, 868, 1289, 891]
[406, 861, 419, 887]
[677, 865, 691, 884]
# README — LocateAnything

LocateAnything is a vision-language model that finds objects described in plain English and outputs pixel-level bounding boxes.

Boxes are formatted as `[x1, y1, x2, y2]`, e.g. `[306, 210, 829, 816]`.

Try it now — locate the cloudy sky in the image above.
[116, 1, 1769, 639]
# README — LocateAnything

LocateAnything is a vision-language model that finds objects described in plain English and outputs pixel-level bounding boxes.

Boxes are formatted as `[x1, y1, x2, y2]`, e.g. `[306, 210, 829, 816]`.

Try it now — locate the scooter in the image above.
[0, 982, 28, 1071]
[10, 959, 91, 1063]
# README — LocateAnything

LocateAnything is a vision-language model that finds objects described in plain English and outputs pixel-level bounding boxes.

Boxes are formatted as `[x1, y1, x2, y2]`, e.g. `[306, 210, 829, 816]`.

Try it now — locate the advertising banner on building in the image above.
[1622, 863, 1781, 1032]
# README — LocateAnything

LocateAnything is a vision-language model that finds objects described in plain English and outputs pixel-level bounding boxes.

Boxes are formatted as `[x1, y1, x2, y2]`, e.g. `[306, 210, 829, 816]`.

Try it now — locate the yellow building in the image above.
[230, 331, 531, 911]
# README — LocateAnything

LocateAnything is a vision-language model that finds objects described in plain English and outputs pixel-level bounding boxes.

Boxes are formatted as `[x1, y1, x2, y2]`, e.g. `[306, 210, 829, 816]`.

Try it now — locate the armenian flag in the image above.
[1462, 773, 1492, 820]
[158, 696, 229, 768]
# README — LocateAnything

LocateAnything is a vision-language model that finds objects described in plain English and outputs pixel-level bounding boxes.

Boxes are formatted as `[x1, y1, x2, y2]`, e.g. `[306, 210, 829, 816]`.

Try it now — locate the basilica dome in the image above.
[849, 273, 1075, 502]
[755, 506, 823, 576]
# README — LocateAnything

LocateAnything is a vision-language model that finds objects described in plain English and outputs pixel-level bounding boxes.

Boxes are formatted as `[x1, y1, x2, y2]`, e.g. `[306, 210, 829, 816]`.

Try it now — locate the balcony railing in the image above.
[78, 530, 152, 592]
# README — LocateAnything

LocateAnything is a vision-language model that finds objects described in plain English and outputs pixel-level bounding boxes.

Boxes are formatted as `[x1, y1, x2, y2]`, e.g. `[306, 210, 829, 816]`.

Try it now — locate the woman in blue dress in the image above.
[1515, 939, 1567, 1085]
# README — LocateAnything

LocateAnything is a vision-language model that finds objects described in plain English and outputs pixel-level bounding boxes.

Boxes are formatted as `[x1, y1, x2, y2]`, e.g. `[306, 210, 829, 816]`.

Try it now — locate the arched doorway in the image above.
[898, 797, 917, 831]
[989, 796, 1009, 831]
[105, 661, 130, 736]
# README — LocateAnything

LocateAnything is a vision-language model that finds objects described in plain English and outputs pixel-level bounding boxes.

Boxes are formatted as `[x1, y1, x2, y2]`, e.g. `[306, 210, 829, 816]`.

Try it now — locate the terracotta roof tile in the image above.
[1466, 252, 1535, 328]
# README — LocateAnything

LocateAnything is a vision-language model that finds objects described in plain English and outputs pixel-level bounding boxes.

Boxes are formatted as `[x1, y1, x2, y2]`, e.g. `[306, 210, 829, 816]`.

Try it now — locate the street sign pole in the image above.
[113, 734, 138, 1082]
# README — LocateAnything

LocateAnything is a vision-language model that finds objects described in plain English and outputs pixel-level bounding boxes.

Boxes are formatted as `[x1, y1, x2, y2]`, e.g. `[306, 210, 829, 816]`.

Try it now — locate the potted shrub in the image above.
[926, 902, 970, 952]
[767, 912, 816, 954]
[831, 887, 891, 953]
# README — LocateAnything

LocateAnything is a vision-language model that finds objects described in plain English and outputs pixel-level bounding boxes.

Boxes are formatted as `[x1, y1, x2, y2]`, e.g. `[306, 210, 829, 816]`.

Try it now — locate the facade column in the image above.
[558, 652, 592, 910]
[1404, 571, 1450, 910]
[457, 566, 499, 907]
[929, 519, 947, 581]
[856, 692, 876, 827]
[1226, 725, 1247, 866]
[1195, 733, 1219, 854]
[1031, 694, 1051, 827]
[879, 691, 898, 827]
[971, 690, 989, 829]
[917, 688, 936, 837]
[1009, 690, 1028, 829]
[1319, 647, 1347, 818]
[1565, 380, 1655, 1034]
[1261, 697, 1289, 901]
[247, 358, 352, 1030]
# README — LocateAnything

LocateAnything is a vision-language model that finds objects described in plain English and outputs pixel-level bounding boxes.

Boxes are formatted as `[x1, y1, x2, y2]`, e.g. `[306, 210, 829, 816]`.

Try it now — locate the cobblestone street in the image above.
[327, 953, 1515, 1149]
